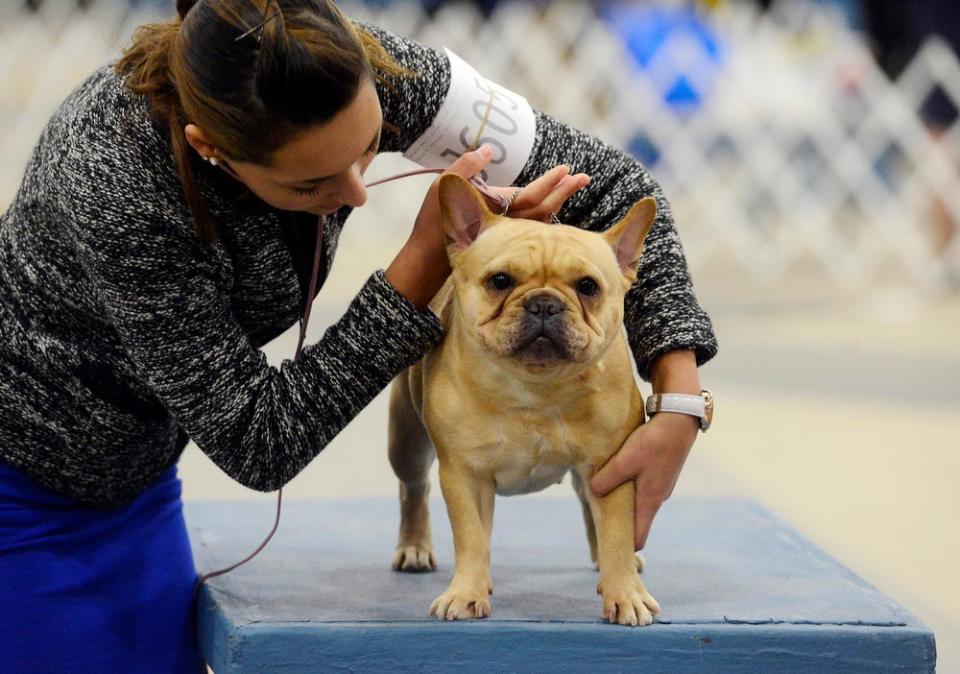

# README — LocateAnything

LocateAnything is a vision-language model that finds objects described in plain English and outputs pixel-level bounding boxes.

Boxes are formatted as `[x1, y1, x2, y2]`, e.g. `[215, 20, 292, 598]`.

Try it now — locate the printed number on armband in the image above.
[403, 50, 536, 187]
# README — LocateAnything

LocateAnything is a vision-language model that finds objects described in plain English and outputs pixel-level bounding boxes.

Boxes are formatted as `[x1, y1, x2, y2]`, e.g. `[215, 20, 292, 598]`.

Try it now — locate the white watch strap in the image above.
[646, 393, 705, 418]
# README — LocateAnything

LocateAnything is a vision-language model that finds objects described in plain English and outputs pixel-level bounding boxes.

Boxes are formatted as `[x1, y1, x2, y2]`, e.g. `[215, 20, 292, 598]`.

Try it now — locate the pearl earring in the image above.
[207, 156, 219, 167]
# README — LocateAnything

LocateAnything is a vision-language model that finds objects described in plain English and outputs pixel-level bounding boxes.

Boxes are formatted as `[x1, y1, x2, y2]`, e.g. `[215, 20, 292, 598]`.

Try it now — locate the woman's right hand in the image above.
[385, 146, 496, 309]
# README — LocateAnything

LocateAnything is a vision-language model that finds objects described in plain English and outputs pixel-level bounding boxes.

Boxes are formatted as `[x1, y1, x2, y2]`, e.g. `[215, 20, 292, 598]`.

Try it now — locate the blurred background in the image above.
[2, 0, 958, 669]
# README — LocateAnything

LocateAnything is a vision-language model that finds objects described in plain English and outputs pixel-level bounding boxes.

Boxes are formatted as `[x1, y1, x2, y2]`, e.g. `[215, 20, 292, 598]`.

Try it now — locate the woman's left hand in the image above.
[487, 165, 590, 221]
[589, 412, 698, 550]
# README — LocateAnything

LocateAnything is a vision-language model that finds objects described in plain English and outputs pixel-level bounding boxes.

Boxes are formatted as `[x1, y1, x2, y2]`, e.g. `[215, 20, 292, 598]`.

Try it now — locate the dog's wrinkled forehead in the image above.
[464, 222, 621, 287]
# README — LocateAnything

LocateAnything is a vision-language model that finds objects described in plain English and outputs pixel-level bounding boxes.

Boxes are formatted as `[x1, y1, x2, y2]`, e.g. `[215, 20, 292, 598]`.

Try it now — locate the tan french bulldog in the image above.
[387, 173, 661, 626]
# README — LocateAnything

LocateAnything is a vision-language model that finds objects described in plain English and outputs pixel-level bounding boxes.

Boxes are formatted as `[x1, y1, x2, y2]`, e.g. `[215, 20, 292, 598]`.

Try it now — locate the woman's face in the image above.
[197, 78, 383, 216]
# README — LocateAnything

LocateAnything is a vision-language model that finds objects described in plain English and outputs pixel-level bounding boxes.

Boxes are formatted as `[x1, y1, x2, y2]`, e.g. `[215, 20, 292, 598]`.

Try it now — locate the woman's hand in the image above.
[385, 146, 494, 308]
[589, 350, 701, 550]
[590, 412, 698, 550]
[487, 164, 590, 222]
[385, 147, 590, 308]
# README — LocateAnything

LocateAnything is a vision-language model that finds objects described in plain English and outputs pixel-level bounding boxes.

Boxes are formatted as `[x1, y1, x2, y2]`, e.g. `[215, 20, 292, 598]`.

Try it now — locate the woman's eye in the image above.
[293, 185, 320, 196]
[576, 277, 600, 297]
[487, 272, 513, 291]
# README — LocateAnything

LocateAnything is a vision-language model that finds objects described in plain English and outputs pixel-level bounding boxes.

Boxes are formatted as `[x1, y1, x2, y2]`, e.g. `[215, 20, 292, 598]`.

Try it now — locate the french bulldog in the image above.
[387, 173, 661, 626]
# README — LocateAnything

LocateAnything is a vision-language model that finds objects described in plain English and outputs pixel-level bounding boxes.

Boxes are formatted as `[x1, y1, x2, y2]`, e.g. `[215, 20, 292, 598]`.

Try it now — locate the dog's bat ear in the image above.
[438, 173, 496, 255]
[602, 197, 657, 278]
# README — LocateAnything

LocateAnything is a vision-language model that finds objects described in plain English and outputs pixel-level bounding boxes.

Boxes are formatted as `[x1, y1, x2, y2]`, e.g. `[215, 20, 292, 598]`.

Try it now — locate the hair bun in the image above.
[176, 0, 200, 20]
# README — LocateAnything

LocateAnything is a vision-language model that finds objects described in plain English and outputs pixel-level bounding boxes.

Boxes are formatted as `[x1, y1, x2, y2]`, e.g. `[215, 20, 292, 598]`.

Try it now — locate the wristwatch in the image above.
[645, 389, 714, 431]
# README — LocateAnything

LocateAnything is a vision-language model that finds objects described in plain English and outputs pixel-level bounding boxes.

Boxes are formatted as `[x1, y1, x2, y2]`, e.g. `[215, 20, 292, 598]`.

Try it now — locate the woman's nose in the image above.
[335, 163, 367, 208]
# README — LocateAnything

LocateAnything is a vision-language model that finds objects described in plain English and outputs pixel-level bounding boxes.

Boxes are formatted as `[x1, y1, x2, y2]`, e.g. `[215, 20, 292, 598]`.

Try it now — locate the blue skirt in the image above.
[0, 457, 205, 673]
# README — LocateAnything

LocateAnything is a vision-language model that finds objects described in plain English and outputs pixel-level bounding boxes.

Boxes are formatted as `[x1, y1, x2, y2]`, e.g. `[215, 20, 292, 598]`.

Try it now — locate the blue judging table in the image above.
[187, 497, 936, 673]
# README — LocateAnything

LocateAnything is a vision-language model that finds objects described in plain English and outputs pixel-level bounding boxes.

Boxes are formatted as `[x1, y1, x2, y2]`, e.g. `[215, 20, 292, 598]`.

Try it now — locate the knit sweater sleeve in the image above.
[60, 140, 442, 493]
[364, 23, 717, 381]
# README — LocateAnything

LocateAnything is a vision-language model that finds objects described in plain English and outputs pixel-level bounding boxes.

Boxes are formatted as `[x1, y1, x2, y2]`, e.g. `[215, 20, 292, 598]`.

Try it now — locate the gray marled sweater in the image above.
[0, 23, 717, 508]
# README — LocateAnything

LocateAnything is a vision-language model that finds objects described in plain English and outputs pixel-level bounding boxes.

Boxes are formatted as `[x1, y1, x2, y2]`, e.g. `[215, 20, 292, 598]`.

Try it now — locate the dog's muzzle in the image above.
[512, 294, 573, 361]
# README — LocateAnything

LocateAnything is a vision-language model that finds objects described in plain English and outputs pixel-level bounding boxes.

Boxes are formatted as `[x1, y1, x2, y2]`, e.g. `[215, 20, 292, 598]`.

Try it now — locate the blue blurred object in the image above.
[602, 3, 724, 117]
[626, 132, 661, 169]
[821, 0, 865, 30]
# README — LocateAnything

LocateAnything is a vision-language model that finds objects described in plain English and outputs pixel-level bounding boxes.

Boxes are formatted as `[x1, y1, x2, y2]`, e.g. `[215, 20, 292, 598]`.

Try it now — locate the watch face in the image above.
[701, 389, 714, 431]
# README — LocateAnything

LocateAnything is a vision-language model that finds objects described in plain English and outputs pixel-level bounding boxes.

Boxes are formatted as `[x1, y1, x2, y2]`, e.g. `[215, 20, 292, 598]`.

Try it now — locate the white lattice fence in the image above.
[2, 0, 958, 290]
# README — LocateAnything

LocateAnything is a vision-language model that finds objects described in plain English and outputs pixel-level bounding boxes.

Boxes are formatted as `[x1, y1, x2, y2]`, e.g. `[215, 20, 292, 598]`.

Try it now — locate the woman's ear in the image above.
[184, 124, 218, 162]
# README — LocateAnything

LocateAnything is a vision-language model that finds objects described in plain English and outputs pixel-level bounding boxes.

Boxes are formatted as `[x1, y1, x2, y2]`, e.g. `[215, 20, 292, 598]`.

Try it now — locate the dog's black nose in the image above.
[524, 295, 563, 316]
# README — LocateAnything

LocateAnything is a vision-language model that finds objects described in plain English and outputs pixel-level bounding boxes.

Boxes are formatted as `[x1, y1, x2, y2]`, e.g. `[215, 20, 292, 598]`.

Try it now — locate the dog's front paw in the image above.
[597, 573, 661, 626]
[430, 578, 491, 620]
[391, 542, 437, 572]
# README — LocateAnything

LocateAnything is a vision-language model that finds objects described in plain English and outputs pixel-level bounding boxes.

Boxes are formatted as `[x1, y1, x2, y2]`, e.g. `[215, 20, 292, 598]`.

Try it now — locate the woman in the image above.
[0, 0, 717, 671]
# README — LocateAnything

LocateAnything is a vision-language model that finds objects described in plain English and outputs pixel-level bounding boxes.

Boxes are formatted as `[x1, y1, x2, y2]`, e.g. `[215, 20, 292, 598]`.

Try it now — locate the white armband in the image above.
[403, 49, 536, 187]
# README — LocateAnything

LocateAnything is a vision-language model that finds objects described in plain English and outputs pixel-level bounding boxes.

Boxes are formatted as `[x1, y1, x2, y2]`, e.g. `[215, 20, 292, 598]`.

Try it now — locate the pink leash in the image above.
[193, 167, 504, 598]
[364, 167, 510, 211]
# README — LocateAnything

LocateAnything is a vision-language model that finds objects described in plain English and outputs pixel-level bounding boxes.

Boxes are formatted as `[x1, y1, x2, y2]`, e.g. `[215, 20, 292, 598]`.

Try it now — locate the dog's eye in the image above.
[488, 272, 514, 291]
[576, 277, 600, 297]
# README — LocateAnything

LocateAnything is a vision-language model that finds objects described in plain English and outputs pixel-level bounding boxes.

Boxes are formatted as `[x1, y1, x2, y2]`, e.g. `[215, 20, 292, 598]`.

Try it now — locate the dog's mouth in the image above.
[515, 335, 565, 360]
[511, 323, 573, 364]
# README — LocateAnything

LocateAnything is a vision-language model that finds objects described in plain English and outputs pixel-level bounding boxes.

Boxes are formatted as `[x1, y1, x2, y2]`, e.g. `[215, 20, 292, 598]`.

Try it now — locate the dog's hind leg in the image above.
[571, 469, 645, 574]
[388, 368, 437, 572]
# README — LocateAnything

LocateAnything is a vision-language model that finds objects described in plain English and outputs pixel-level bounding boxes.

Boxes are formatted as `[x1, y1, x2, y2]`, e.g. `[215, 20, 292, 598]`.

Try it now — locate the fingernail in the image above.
[479, 145, 493, 158]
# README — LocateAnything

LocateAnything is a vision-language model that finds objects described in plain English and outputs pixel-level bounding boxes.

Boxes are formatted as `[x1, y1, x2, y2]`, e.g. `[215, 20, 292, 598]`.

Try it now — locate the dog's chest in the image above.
[471, 411, 582, 496]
